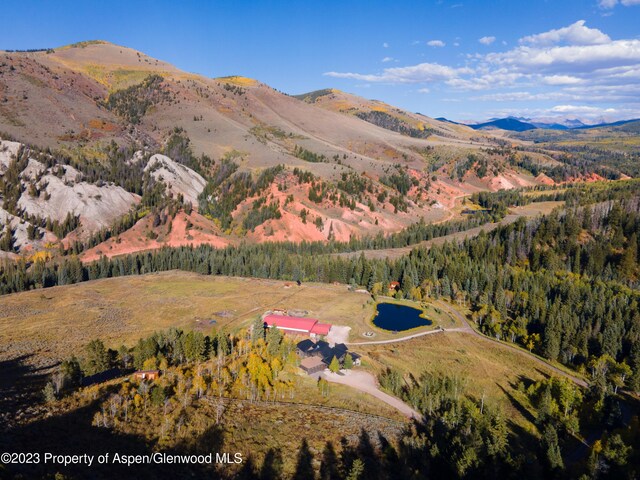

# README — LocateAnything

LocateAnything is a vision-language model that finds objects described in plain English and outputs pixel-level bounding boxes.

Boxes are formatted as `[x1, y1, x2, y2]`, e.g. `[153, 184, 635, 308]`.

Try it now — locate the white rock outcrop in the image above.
[144, 154, 206, 206]
[18, 174, 139, 231]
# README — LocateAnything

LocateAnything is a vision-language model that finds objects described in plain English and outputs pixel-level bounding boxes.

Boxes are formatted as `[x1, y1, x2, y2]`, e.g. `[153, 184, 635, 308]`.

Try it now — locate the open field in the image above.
[0, 270, 608, 476]
[358, 330, 562, 433]
[333, 201, 564, 261]
[0, 272, 364, 367]
[0, 270, 589, 432]
[0, 272, 455, 369]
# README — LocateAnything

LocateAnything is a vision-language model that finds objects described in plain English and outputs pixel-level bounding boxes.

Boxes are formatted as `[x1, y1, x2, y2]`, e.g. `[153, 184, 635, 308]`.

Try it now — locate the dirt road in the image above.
[432, 300, 588, 388]
[345, 326, 469, 345]
[323, 370, 422, 421]
[344, 299, 588, 389]
[333, 201, 563, 261]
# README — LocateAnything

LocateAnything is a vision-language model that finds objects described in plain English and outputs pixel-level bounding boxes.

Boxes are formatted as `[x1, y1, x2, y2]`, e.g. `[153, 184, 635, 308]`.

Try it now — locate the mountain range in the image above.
[458, 116, 640, 132]
[0, 41, 618, 260]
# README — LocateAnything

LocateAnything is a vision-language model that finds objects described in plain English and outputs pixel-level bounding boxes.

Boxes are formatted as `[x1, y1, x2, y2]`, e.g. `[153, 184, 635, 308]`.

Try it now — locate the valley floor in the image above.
[0, 270, 586, 436]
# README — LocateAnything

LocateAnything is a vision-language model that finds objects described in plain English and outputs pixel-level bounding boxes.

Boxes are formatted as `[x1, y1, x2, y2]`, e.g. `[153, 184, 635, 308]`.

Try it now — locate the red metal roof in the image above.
[264, 314, 318, 332]
[310, 323, 332, 336]
[264, 314, 332, 335]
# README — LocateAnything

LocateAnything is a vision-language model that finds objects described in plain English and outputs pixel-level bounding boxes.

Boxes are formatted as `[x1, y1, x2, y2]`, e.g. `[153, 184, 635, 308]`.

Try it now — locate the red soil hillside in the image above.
[81, 210, 230, 262]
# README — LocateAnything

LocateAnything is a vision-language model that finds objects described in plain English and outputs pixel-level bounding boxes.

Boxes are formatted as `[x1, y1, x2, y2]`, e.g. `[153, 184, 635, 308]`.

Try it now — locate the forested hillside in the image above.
[1, 38, 640, 480]
[2, 182, 639, 381]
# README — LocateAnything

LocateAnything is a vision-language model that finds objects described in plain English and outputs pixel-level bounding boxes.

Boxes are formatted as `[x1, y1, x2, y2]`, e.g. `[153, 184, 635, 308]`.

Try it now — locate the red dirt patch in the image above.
[80, 210, 229, 263]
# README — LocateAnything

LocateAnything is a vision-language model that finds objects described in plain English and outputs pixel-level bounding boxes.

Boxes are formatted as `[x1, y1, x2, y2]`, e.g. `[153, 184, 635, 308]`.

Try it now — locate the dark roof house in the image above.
[296, 340, 360, 367]
[296, 339, 317, 357]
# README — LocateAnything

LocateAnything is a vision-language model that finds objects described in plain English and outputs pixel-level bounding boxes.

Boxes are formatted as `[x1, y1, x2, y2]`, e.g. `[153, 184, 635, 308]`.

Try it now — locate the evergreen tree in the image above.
[83, 339, 110, 375]
[329, 356, 340, 373]
[252, 317, 265, 344]
[343, 353, 354, 370]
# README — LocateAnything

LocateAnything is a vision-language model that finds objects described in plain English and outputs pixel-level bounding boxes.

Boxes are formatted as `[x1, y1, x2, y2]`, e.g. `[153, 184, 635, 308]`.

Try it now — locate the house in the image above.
[296, 339, 361, 373]
[264, 314, 332, 338]
[389, 281, 401, 292]
[299, 356, 326, 375]
[133, 370, 160, 381]
[296, 339, 317, 356]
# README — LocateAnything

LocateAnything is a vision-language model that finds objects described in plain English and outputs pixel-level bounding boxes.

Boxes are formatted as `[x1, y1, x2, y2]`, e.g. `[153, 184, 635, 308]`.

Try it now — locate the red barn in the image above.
[264, 314, 332, 338]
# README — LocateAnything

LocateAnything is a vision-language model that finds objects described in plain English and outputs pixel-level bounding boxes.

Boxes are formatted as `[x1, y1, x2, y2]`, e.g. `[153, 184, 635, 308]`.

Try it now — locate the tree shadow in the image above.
[498, 382, 537, 425]
[1, 395, 228, 479]
[259, 448, 284, 480]
[0, 354, 52, 424]
[292, 438, 315, 480]
[319, 441, 340, 480]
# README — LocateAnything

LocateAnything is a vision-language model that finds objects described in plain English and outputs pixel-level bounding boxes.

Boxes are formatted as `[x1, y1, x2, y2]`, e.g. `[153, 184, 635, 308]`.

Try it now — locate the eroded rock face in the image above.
[0, 207, 34, 250]
[0, 137, 211, 255]
[144, 154, 206, 206]
[0, 140, 22, 173]
[1, 139, 140, 252]
[17, 174, 139, 231]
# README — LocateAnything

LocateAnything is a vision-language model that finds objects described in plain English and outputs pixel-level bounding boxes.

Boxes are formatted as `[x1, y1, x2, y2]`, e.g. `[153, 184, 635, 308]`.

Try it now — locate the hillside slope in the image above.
[0, 41, 586, 259]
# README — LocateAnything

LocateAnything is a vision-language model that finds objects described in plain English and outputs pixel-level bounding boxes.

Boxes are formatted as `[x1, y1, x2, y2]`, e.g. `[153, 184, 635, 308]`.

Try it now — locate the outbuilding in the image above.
[299, 356, 326, 375]
[264, 314, 332, 338]
[133, 370, 160, 381]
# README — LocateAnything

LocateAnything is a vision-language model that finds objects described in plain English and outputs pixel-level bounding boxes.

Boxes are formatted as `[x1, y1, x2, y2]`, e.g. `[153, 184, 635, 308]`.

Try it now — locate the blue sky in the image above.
[1, 0, 639, 122]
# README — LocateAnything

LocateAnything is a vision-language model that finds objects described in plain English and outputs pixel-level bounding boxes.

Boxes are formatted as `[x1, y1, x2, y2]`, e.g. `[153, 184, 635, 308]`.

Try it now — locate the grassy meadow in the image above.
[358, 331, 562, 435]
[0, 271, 460, 369]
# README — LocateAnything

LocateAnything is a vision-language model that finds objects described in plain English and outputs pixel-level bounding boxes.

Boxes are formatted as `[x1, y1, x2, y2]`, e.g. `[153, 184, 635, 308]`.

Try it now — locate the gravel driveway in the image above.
[323, 370, 422, 420]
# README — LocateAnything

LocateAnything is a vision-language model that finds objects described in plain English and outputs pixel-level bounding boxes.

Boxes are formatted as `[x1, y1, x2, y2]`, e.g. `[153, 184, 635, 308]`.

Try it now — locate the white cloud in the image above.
[519, 20, 610, 46]
[446, 70, 524, 91]
[599, 0, 640, 8]
[550, 104, 617, 115]
[324, 21, 640, 120]
[453, 42, 460, 47]
[427, 40, 446, 47]
[485, 40, 640, 76]
[383, 42, 389, 48]
[479, 36, 496, 45]
[471, 91, 577, 102]
[418, 88, 431, 93]
[478, 104, 638, 123]
[381, 57, 394, 63]
[324, 62, 470, 84]
[542, 75, 584, 85]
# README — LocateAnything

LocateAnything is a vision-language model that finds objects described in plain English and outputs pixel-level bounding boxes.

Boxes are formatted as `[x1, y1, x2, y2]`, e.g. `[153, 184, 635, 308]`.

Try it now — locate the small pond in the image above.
[372, 303, 432, 332]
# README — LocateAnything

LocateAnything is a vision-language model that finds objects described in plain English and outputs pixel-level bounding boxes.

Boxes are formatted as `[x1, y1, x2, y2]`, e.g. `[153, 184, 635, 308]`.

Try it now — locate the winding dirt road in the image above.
[323, 370, 423, 421]
[325, 297, 588, 420]
[432, 300, 588, 388]
[346, 326, 469, 346]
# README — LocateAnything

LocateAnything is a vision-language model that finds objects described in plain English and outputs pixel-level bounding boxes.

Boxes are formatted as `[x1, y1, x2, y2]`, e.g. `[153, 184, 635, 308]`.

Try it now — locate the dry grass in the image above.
[217, 76, 258, 87]
[0, 271, 464, 369]
[0, 272, 367, 365]
[40, 373, 405, 478]
[359, 331, 556, 432]
[216, 398, 403, 474]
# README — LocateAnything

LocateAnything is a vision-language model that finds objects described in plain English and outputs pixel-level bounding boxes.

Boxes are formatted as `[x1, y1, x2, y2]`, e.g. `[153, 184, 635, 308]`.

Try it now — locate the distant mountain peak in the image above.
[468, 118, 538, 132]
